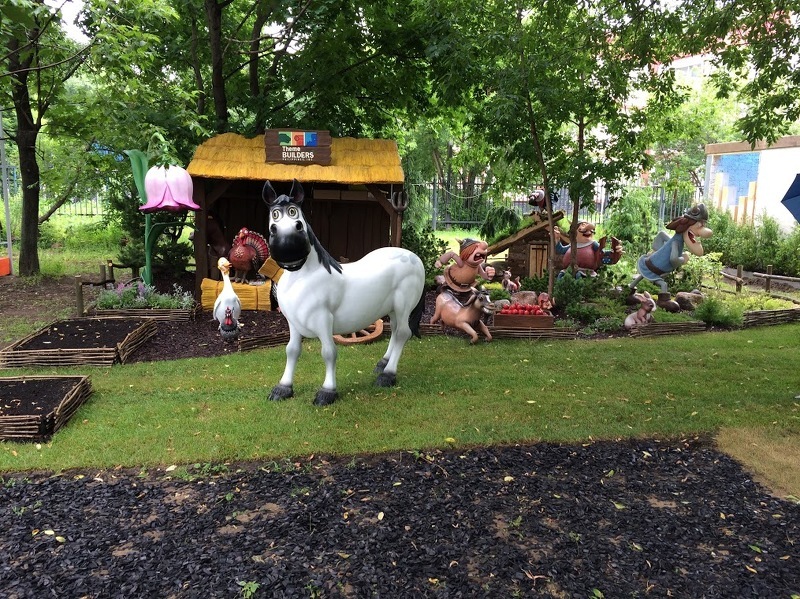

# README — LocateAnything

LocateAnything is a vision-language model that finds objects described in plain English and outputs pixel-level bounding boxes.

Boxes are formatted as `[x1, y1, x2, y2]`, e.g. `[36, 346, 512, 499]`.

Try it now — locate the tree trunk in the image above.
[8, 37, 41, 276]
[189, 16, 206, 116]
[204, 0, 229, 132]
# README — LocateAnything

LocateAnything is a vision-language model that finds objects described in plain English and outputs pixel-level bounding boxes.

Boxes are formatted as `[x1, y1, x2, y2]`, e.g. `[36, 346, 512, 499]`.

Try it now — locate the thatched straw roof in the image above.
[187, 133, 404, 184]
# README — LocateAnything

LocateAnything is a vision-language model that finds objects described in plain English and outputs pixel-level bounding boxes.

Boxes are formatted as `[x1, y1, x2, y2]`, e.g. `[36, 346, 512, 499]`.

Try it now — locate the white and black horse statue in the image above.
[263, 179, 426, 406]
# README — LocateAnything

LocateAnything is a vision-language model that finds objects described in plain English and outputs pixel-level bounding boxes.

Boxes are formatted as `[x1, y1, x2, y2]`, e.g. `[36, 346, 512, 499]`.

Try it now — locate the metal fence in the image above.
[407, 179, 703, 231]
[55, 196, 106, 217]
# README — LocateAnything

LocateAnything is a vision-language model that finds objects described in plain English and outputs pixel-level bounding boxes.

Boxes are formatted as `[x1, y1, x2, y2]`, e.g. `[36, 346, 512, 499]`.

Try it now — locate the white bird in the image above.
[213, 257, 242, 341]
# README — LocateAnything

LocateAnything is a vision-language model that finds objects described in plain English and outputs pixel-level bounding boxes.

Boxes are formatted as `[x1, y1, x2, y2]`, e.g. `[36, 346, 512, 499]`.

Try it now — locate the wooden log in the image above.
[752, 271, 800, 284]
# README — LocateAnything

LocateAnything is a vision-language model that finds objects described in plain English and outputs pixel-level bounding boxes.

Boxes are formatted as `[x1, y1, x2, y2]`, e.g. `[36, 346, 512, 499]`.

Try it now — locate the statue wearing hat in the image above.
[629, 204, 713, 312]
[435, 238, 495, 296]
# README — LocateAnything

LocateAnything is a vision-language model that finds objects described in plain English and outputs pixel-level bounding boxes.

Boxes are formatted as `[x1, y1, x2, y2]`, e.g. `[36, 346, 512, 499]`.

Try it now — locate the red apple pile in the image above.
[498, 303, 548, 316]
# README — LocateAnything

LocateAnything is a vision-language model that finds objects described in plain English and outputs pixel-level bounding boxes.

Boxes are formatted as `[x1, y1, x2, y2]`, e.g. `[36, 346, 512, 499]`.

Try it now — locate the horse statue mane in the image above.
[262, 180, 342, 275]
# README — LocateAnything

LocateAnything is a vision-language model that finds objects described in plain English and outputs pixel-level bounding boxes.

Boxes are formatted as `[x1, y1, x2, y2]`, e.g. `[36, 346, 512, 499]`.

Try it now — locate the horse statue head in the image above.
[262, 179, 341, 274]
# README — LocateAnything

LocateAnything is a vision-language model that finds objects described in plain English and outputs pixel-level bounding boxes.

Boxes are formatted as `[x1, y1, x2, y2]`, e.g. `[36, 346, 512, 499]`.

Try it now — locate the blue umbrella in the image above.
[780, 174, 800, 224]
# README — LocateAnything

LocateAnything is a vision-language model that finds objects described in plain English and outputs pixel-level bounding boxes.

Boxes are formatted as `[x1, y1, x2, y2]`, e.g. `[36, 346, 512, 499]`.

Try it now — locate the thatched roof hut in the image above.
[187, 132, 407, 297]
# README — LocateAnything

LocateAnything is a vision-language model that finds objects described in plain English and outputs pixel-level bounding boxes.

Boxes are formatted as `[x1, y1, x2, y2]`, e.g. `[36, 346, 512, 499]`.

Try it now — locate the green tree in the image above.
[420, 0, 685, 291]
[688, 0, 800, 145]
[2, 0, 90, 275]
[649, 79, 740, 193]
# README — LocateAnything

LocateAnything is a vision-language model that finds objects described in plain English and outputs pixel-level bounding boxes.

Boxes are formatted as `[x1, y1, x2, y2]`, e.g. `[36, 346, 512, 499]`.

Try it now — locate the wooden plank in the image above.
[628, 322, 707, 337]
[486, 211, 564, 256]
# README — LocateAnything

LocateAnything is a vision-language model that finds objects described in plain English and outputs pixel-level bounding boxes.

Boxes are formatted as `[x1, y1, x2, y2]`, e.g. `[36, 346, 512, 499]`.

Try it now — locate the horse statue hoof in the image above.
[374, 358, 389, 373]
[269, 384, 294, 401]
[375, 372, 397, 387]
[314, 389, 338, 406]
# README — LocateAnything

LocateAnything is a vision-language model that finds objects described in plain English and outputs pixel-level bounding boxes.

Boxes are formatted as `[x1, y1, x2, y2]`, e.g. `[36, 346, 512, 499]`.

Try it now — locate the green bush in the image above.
[692, 295, 743, 328]
[37, 221, 63, 249]
[663, 252, 723, 293]
[604, 187, 658, 258]
[773, 226, 800, 277]
[489, 287, 511, 302]
[401, 222, 448, 284]
[520, 273, 549, 293]
[581, 316, 624, 335]
[704, 209, 800, 277]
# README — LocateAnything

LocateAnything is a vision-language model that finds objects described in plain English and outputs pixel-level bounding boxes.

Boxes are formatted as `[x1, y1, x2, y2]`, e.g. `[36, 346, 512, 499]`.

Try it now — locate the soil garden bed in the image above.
[1, 436, 798, 597]
[0, 375, 92, 441]
[0, 318, 157, 367]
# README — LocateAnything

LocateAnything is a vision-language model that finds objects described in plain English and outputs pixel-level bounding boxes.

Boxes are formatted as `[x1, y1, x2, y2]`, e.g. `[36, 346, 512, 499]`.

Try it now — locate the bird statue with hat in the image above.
[628, 203, 713, 312]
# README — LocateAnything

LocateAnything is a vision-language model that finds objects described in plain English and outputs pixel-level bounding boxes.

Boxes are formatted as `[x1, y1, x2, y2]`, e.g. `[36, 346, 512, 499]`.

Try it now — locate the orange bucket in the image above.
[0, 256, 10, 276]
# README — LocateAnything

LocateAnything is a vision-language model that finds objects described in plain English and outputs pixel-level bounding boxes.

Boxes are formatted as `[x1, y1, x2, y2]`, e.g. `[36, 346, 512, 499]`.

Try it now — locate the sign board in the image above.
[264, 130, 332, 165]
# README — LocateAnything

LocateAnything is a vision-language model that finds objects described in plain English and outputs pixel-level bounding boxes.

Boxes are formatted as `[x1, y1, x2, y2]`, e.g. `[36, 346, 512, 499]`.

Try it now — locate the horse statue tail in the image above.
[409, 290, 426, 338]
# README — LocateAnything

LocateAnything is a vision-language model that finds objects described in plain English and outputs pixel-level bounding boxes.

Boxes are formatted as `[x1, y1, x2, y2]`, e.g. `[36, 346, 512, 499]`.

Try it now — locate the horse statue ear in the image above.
[290, 179, 305, 205]
[262, 180, 277, 206]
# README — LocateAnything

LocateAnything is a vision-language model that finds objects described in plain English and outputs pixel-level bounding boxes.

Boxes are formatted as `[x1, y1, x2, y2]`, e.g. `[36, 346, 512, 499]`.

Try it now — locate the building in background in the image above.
[704, 135, 800, 231]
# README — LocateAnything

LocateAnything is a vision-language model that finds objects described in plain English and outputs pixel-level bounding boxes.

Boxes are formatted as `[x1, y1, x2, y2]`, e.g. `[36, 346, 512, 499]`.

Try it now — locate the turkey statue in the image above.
[213, 257, 242, 341]
[228, 227, 270, 283]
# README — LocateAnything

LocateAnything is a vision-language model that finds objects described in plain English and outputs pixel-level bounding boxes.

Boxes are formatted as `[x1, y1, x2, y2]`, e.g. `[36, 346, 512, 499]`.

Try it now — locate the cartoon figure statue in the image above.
[628, 204, 713, 312]
[528, 189, 559, 222]
[554, 221, 623, 278]
[435, 238, 495, 295]
[501, 269, 520, 293]
[430, 286, 497, 343]
[623, 291, 656, 329]
[537, 292, 553, 315]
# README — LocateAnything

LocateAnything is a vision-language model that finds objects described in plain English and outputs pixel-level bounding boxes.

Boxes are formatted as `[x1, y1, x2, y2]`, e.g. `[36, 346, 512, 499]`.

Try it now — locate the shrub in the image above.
[520, 273, 548, 293]
[664, 252, 723, 293]
[96, 282, 195, 310]
[581, 316, 624, 335]
[489, 287, 511, 302]
[774, 226, 800, 277]
[401, 222, 448, 284]
[692, 295, 743, 328]
[604, 187, 658, 258]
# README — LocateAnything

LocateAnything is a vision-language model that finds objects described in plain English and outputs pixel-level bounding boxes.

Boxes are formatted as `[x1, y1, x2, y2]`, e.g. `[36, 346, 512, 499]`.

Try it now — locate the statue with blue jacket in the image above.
[628, 204, 713, 312]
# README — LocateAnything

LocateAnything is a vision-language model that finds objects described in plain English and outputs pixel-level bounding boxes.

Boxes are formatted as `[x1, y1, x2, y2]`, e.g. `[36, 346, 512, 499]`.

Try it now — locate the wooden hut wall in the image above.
[196, 179, 389, 283]
[309, 200, 389, 262]
[206, 179, 271, 248]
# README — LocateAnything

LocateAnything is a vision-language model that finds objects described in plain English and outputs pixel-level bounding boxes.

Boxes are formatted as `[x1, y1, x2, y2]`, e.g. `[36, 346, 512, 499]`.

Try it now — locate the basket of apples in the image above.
[492, 303, 554, 328]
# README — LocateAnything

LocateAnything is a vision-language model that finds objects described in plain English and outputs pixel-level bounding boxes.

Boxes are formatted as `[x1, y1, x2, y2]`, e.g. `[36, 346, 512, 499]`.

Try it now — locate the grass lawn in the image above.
[1, 324, 798, 499]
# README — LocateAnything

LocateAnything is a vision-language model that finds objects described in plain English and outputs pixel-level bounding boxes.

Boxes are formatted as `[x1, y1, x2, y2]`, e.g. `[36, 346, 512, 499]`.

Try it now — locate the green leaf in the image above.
[125, 149, 149, 205]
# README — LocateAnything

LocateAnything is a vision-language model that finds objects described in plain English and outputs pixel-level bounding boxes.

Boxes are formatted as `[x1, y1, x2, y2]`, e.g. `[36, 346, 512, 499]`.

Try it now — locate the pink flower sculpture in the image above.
[139, 165, 200, 213]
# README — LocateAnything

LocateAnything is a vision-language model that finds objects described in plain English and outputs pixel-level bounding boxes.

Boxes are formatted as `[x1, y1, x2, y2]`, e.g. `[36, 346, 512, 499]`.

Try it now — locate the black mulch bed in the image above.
[0, 379, 78, 418]
[1, 437, 798, 598]
[12, 319, 148, 351]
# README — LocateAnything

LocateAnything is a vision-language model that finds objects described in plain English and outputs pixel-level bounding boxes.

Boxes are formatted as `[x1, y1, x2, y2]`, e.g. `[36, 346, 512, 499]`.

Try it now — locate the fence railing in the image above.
[408, 179, 703, 231]
[55, 196, 106, 217]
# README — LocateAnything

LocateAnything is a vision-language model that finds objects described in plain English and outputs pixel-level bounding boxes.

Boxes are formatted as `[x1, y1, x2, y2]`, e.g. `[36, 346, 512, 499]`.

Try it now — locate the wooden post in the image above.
[766, 265, 772, 293]
[106, 260, 115, 288]
[736, 265, 743, 293]
[75, 276, 84, 316]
